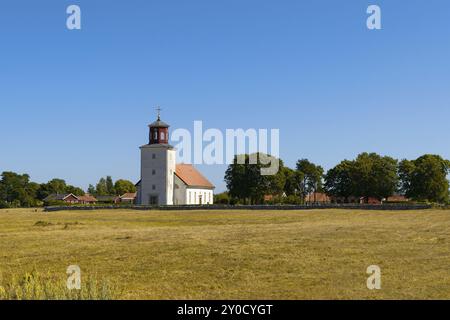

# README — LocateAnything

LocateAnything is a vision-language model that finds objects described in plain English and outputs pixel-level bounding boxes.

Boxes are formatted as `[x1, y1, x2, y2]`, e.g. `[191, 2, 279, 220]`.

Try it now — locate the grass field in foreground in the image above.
[0, 208, 449, 300]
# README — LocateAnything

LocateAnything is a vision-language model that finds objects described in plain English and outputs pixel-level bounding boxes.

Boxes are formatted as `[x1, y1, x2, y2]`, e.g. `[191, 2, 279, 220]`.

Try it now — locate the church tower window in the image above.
[148, 107, 170, 145]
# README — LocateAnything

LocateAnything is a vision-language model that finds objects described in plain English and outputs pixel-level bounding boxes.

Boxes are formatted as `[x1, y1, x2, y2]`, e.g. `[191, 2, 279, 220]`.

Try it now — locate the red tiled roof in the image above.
[175, 164, 215, 189]
[77, 194, 97, 202]
[120, 193, 137, 199]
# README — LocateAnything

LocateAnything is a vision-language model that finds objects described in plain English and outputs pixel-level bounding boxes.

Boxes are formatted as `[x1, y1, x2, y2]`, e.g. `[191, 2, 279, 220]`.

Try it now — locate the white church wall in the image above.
[166, 149, 176, 205]
[173, 175, 187, 205]
[140, 144, 175, 205]
[185, 188, 214, 205]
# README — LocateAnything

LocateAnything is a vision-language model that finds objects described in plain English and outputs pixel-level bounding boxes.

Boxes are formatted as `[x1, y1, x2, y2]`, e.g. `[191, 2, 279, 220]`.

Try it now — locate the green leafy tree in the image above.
[0, 172, 40, 207]
[325, 153, 398, 202]
[281, 167, 299, 196]
[37, 179, 84, 199]
[114, 179, 136, 196]
[267, 159, 287, 196]
[324, 160, 355, 201]
[225, 153, 283, 204]
[96, 178, 108, 196]
[106, 176, 115, 195]
[37, 179, 67, 200]
[352, 153, 398, 200]
[65, 185, 85, 196]
[399, 155, 450, 203]
[296, 159, 324, 203]
[87, 184, 96, 195]
[214, 192, 230, 204]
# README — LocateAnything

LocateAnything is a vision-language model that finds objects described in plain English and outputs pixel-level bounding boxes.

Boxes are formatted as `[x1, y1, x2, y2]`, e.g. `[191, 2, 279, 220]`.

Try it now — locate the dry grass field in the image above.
[0, 208, 449, 300]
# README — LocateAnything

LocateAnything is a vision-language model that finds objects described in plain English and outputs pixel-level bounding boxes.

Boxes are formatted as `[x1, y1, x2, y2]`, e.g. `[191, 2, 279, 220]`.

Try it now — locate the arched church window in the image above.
[160, 132, 165, 140]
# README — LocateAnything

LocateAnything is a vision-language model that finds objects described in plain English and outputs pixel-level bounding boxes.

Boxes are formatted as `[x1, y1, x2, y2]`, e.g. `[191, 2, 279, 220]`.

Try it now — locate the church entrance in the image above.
[149, 195, 159, 205]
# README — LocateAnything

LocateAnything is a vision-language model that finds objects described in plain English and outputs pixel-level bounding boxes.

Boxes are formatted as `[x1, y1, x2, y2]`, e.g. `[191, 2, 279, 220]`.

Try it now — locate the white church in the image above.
[135, 112, 215, 205]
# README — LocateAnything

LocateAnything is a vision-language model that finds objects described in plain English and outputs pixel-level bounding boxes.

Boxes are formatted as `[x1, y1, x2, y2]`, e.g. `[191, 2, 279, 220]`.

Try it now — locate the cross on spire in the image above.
[156, 106, 162, 120]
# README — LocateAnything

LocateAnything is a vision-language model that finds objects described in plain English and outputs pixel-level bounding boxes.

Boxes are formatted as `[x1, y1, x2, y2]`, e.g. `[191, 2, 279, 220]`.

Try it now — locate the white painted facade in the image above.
[173, 174, 187, 205]
[173, 175, 214, 205]
[185, 188, 214, 205]
[138, 144, 176, 205]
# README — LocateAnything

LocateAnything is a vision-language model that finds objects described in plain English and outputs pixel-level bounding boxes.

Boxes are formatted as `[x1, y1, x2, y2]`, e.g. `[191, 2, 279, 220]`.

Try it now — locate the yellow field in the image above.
[0, 208, 449, 299]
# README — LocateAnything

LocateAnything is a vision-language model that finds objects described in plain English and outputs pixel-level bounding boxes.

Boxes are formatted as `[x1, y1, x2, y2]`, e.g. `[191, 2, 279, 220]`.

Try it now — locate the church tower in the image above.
[137, 109, 176, 205]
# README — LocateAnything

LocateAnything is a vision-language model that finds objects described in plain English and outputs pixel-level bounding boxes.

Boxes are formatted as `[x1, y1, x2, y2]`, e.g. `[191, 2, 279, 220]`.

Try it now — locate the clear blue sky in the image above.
[1, 0, 449, 192]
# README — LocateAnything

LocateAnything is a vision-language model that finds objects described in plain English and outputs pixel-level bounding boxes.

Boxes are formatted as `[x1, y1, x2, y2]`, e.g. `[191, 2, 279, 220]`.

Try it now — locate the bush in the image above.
[229, 197, 244, 205]
[0, 200, 43, 209]
[0, 201, 10, 209]
[0, 270, 121, 300]
[265, 195, 303, 205]
[282, 195, 303, 205]
[214, 192, 230, 204]
[44, 200, 69, 207]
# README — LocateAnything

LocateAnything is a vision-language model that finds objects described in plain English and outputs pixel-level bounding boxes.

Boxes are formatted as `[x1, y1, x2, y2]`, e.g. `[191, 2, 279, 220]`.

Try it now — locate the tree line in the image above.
[87, 176, 136, 197]
[0, 173, 136, 208]
[223, 153, 450, 205]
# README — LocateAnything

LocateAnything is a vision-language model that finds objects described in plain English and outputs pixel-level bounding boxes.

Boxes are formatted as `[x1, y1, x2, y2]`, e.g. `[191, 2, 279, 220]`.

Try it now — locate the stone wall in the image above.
[44, 203, 432, 212]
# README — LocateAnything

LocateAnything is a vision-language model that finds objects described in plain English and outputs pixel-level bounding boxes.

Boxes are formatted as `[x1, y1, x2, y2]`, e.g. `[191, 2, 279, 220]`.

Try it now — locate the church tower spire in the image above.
[138, 108, 176, 206]
[148, 107, 169, 145]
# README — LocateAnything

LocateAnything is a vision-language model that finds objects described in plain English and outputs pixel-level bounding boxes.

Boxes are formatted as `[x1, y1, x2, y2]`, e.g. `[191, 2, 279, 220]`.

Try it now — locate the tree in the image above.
[214, 192, 230, 204]
[37, 178, 85, 199]
[351, 153, 398, 201]
[37, 179, 67, 200]
[87, 184, 96, 195]
[65, 185, 85, 196]
[95, 178, 108, 196]
[225, 154, 261, 204]
[106, 176, 115, 195]
[267, 159, 287, 196]
[324, 153, 398, 202]
[0, 172, 40, 207]
[225, 153, 284, 204]
[281, 167, 300, 196]
[114, 179, 136, 196]
[296, 159, 324, 203]
[398, 159, 415, 196]
[399, 155, 450, 203]
[324, 160, 355, 202]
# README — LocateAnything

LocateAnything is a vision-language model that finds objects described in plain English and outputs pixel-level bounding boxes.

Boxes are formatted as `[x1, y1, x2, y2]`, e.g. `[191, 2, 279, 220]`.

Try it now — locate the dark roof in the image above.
[149, 119, 170, 128]
[43, 193, 78, 201]
[96, 195, 117, 202]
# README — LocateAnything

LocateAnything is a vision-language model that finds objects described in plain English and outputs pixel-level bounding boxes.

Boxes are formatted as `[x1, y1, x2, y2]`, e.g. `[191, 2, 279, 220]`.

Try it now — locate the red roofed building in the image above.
[174, 164, 215, 205]
[119, 192, 137, 203]
[43, 193, 79, 204]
